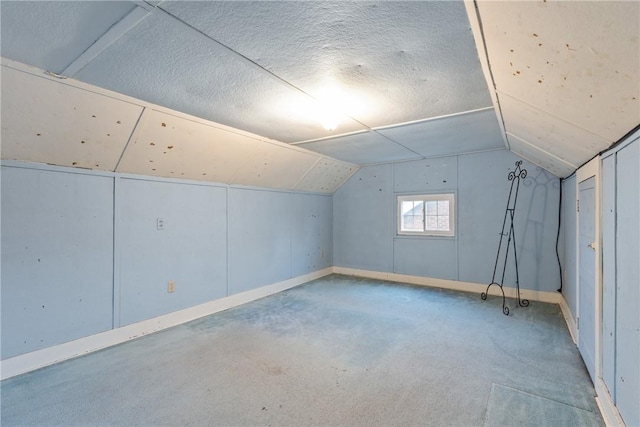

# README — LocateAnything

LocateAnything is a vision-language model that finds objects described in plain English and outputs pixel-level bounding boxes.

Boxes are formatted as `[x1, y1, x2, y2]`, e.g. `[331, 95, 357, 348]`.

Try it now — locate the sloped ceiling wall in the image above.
[1, 61, 357, 194]
[1, 1, 638, 180]
[1, 0, 505, 168]
[466, 0, 640, 177]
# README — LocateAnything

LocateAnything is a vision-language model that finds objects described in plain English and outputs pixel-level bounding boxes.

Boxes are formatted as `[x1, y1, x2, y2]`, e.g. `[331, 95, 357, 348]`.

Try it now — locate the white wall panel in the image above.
[507, 134, 574, 178]
[116, 109, 262, 183]
[230, 142, 319, 191]
[500, 94, 610, 168]
[1, 66, 143, 171]
[295, 158, 358, 194]
[478, 1, 639, 142]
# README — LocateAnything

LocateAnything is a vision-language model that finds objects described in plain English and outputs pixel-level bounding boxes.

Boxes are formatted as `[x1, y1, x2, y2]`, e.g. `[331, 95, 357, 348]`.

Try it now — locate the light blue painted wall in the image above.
[563, 133, 639, 426]
[333, 164, 394, 272]
[117, 178, 228, 326]
[228, 189, 292, 295]
[561, 175, 578, 319]
[228, 189, 333, 295]
[612, 139, 639, 427]
[393, 157, 458, 280]
[458, 150, 560, 291]
[601, 156, 616, 395]
[290, 193, 333, 277]
[1, 167, 114, 359]
[1, 163, 333, 359]
[334, 150, 562, 292]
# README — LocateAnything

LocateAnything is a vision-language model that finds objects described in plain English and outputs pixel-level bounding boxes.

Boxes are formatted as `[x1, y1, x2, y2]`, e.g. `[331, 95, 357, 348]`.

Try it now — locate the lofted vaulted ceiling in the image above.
[1, 1, 638, 184]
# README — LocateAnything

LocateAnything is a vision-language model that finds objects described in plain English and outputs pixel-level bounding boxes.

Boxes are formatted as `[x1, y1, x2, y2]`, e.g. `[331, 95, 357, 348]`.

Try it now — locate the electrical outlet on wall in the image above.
[157, 218, 165, 230]
[168, 280, 175, 293]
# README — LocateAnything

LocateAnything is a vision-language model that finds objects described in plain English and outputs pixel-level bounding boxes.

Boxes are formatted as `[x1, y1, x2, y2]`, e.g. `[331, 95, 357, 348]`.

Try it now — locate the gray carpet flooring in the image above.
[1, 274, 603, 426]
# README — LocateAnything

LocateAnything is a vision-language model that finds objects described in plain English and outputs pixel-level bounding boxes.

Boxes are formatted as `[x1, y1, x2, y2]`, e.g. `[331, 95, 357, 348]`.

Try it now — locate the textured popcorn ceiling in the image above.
[1, 0, 639, 179]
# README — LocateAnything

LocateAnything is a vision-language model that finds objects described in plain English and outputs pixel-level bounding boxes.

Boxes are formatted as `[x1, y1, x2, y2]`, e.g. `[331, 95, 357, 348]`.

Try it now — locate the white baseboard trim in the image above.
[0, 268, 332, 381]
[332, 267, 563, 304]
[596, 378, 626, 427]
[558, 293, 578, 344]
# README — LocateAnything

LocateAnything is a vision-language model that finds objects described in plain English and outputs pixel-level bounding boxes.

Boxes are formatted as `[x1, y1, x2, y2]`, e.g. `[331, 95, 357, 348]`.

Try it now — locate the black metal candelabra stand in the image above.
[481, 161, 530, 315]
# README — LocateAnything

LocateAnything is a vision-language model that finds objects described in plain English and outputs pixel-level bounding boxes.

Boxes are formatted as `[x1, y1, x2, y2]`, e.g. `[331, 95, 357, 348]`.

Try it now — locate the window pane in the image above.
[403, 213, 424, 231]
[401, 200, 424, 231]
[426, 215, 438, 230]
[437, 200, 449, 215]
[426, 200, 438, 215]
[437, 216, 450, 230]
[401, 200, 422, 215]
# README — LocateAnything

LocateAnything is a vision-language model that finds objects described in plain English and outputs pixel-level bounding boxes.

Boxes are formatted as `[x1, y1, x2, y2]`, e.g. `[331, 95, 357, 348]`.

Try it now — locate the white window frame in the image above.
[397, 193, 455, 237]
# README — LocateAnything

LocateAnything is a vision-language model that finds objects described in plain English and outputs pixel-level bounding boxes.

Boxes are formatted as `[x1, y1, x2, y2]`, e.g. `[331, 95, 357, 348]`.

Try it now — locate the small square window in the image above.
[397, 194, 455, 236]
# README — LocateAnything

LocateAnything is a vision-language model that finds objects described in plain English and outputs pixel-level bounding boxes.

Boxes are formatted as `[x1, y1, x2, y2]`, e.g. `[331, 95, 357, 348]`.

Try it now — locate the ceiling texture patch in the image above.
[1, 66, 143, 171]
[73, 11, 367, 144]
[473, 0, 640, 176]
[159, 1, 492, 129]
[0, 1, 136, 74]
[377, 108, 504, 158]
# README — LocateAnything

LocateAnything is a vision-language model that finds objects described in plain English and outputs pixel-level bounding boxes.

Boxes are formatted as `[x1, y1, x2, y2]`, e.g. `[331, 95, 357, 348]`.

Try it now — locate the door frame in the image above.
[576, 156, 620, 422]
[576, 156, 601, 381]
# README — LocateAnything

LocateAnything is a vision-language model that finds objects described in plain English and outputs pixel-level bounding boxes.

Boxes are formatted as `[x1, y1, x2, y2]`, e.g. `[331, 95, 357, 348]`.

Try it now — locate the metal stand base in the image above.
[481, 282, 529, 316]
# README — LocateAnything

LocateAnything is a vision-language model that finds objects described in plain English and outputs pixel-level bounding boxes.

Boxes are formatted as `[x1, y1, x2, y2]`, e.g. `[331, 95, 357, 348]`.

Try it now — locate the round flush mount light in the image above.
[314, 85, 366, 131]
[284, 83, 368, 132]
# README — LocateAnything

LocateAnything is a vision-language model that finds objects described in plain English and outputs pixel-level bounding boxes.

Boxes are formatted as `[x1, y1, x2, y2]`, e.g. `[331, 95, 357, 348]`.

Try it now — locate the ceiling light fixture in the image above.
[284, 84, 368, 132]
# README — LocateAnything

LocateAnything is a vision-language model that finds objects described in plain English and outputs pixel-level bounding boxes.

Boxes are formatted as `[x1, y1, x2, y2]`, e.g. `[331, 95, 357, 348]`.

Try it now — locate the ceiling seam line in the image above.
[60, 6, 151, 77]
[2, 60, 149, 108]
[113, 107, 147, 172]
[359, 147, 507, 167]
[471, 0, 510, 151]
[156, 8, 317, 96]
[292, 106, 497, 146]
[292, 157, 322, 192]
[290, 130, 369, 146]
[371, 106, 495, 131]
[506, 131, 576, 169]
[496, 90, 616, 143]
[370, 130, 425, 158]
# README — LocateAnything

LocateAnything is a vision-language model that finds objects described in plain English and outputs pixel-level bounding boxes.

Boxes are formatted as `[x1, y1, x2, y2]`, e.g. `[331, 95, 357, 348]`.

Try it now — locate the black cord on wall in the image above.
[556, 178, 563, 293]
[555, 123, 640, 295]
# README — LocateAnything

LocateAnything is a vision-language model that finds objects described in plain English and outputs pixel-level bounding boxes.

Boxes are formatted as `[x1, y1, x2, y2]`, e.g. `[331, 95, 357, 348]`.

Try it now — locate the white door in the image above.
[578, 176, 596, 382]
